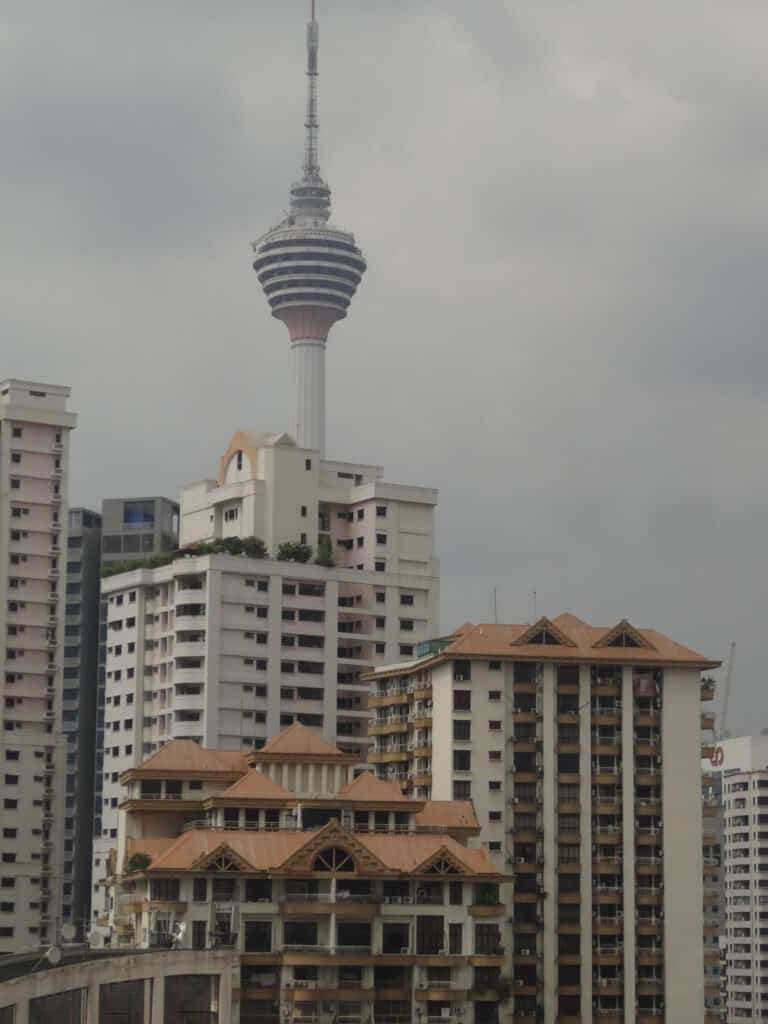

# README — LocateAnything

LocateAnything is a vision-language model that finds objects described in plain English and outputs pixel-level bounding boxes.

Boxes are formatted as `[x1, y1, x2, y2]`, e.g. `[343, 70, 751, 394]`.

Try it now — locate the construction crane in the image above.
[718, 641, 736, 740]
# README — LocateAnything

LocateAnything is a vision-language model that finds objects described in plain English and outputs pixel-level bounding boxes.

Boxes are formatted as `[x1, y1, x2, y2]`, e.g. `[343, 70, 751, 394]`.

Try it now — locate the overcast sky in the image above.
[2, 0, 766, 734]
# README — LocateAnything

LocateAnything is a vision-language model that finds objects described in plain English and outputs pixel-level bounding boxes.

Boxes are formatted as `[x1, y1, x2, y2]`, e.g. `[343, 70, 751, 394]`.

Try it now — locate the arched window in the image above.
[312, 847, 356, 873]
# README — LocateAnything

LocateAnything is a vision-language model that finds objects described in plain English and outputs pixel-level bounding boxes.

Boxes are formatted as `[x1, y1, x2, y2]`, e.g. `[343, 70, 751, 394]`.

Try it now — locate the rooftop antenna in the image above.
[532, 590, 537, 622]
[304, 0, 321, 180]
[493, 587, 498, 624]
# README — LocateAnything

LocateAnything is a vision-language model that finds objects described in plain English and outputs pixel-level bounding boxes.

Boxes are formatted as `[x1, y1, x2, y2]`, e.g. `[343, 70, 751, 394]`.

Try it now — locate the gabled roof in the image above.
[359, 833, 499, 876]
[146, 830, 308, 872]
[592, 618, 655, 650]
[513, 616, 577, 648]
[216, 770, 295, 802]
[414, 801, 479, 832]
[252, 722, 355, 761]
[441, 616, 718, 668]
[338, 772, 411, 803]
[130, 740, 249, 776]
[136, 826, 501, 877]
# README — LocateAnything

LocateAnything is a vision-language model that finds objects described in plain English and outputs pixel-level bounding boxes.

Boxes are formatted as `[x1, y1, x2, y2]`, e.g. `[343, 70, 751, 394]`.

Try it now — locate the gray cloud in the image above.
[2, 0, 766, 733]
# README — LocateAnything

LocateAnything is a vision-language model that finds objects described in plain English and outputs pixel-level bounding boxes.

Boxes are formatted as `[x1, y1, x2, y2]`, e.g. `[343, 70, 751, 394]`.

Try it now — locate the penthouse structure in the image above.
[0, 379, 77, 954]
[368, 614, 719, 1023]
[98, 723, 509, 1024]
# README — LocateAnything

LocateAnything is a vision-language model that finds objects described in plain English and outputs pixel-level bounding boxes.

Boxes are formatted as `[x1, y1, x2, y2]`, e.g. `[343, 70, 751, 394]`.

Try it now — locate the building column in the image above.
[541, 662, 557, 1024]
[621, 667, 637, 1024]
[203, 566, 222, 746]
[579, 665, 593, 1022]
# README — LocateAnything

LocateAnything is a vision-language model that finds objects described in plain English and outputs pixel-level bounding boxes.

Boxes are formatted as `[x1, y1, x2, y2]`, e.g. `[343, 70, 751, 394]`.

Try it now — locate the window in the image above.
[224, 507, 239, 522]
[449, 922, 463, 955]
[375, 617, 385, 628]
[453, 750, 471, 772]
[376, 592, 385, 604]
[12, 427, 22, 438]
[475, 924, 501, 955]
[98, 980, 144, 1023]
[489, 751, 502, 761]
[376, 533, 387, 545]
[489, 721, 502, 731]
[193, 878, 207, 902]
[301, 506, 307, 517]
[375, 643, 385, 655]
[488, 781, 502, 792]
[488, 661, 502, 670]
[399, 645, 413, 657]
[489, 811, 502, 822]
[489, 691, 501, 701]
[453, 690, 471, 712]
[400, 619, 413, 631]
[305, 459, 312, 470]
[356, 509, 364, 521]
[453, 720, 471, 741]
[376, 505, 387, 518]
[400, 594, 414, 606]
[375, 561, 385, 572]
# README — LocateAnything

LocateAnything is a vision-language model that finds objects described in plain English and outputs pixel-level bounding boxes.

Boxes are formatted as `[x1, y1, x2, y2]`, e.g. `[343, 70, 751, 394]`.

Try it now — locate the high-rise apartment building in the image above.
[0, 379, 77, 953]
[92, 496, 179, 842]
[704, 733, 768, 1022]
[90, 496, 179, 922]
[368, 614, 718, 1022]
[62, 506, 102, 936]
[91, 430, 439, 926]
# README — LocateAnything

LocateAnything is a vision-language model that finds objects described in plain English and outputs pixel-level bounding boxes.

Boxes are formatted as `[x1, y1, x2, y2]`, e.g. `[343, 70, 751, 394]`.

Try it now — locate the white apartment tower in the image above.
[705, 734, 768, 1022]
[0, 379, 77, 953]
[92, 431, 439, 925]
[369, 614, 718, 1023]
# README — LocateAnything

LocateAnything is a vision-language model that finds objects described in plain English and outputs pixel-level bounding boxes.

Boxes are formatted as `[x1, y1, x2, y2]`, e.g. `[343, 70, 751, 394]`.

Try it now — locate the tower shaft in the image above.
[291, 337, 326, 454]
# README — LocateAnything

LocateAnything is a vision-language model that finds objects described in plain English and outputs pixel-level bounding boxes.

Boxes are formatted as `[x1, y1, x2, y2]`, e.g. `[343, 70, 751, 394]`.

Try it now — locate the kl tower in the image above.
[252, 1, 367, 457]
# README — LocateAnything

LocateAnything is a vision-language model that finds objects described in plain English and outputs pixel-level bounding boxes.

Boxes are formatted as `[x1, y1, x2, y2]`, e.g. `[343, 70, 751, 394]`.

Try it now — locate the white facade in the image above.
[0, 379, 77, 953]
[180, 430, 439, 581]
[706, 735, 768, 1022]
[369, 616, 716, 1023]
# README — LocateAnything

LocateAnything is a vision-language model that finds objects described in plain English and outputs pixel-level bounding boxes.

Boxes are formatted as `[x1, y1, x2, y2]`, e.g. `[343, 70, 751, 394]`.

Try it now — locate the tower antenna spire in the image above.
[304, 0, 320, 180]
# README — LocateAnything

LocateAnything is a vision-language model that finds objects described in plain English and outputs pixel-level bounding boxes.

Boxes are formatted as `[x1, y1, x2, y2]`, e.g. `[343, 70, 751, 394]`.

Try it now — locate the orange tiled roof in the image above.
[359, 833, 498, 875]
[414, 801, 479, 831]
[142, 827, 499, 876]
[444, 614, 718, 667]
[135, 740, 249, 774]
[147, 830, 309, 872]
[217, 770, 296, 801]
[126, 837, 176, 862]
[256, 722, 348, 758]
[337, 772, 411, 803]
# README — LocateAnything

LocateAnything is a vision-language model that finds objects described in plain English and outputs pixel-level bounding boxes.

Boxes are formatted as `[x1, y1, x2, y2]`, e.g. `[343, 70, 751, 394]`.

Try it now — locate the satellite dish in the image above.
[46, 946, 62, 966]
[87, 930, 105, 949]
[61, 923, 76, 942]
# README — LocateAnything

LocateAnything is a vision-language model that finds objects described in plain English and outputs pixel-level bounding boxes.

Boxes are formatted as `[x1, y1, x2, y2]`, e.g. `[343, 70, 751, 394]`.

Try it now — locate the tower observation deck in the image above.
[252, 1, 366, 457]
